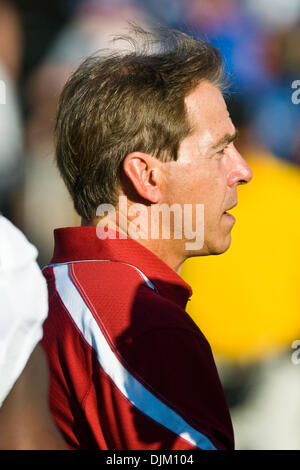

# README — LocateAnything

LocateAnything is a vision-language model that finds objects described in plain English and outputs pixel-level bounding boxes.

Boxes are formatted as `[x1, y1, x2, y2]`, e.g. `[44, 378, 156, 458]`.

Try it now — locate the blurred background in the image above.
[0, 0, 300, 450]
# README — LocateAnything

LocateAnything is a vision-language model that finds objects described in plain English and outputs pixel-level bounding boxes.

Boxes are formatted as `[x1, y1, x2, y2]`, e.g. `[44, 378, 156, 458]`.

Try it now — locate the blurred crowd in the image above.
[0, 0, 300, 449]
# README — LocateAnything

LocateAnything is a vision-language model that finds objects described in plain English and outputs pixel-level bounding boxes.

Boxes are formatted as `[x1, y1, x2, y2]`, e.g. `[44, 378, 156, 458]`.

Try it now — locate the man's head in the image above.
[55, 27, 252, 267]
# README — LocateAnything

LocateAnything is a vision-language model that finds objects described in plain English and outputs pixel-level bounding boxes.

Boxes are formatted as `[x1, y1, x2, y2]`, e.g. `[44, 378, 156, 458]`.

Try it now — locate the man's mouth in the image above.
[223, 202, 237, 219]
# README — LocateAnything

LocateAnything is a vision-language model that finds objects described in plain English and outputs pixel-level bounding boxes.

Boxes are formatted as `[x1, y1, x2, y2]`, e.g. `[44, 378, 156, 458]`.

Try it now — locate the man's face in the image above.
[163, 81, 253, 256]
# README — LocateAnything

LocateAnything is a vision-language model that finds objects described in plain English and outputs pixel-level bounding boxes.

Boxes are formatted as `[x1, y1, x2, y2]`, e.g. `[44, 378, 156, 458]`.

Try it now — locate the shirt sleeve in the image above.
[82, 323, 234, 450]
[117, 326, 234, 450]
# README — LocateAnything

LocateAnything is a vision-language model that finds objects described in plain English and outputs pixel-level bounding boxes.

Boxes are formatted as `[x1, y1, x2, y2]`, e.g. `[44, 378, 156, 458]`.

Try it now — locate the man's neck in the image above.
[85, 216, 185, 275]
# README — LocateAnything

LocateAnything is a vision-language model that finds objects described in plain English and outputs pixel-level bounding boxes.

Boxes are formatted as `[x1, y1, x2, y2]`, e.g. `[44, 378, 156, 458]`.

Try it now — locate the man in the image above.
[41, 27, 252, 450]
[0, 216, 65, 449]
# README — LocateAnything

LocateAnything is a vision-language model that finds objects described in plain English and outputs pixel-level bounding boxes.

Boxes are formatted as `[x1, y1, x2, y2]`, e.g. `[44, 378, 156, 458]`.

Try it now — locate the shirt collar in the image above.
[50, 227, 192, 309]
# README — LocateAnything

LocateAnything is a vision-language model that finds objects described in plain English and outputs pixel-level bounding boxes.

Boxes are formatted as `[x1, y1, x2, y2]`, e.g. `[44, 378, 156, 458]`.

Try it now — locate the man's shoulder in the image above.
[44, 258, 156, 306]
[43, 259, 203, 345]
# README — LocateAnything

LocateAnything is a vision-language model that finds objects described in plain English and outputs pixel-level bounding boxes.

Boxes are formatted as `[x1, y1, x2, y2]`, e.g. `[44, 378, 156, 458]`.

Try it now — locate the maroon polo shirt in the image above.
[41, 226, 234, 450]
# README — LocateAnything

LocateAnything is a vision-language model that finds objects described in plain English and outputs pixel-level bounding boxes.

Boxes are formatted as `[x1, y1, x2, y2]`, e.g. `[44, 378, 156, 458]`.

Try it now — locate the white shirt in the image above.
[0, 216, 48, 406]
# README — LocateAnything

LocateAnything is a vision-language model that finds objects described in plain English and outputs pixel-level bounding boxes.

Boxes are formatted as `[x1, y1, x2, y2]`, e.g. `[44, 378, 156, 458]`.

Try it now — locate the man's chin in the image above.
[207, 234, 232, 256]
[185, 235, 232, 258]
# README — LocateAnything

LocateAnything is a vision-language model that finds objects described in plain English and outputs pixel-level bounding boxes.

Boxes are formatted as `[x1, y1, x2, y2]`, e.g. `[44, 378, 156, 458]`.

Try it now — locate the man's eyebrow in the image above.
[211, 129, 239, 150]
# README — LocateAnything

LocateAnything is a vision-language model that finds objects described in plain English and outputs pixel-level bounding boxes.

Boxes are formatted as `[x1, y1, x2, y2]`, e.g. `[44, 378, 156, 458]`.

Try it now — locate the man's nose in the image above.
[227, 147, 253, 187]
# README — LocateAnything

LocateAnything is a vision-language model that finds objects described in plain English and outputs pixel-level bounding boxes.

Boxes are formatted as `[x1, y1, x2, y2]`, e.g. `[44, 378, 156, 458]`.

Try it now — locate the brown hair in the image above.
[55, 26, 225, 220]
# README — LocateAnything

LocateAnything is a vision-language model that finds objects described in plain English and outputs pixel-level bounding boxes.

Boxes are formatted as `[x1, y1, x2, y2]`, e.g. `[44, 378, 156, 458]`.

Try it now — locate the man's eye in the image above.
[216, 147, 226, 157]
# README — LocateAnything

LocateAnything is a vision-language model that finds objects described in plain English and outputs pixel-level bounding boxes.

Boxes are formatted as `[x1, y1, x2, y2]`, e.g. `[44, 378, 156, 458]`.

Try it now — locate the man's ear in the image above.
[122, 152, 163, 203]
